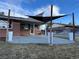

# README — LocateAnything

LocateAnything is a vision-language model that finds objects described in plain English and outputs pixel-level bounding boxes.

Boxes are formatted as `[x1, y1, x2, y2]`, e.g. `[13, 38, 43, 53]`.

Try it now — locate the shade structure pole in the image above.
[72, 13, 75, 42]
[6, 9, 11, 42]
[49, 5, 53, 45]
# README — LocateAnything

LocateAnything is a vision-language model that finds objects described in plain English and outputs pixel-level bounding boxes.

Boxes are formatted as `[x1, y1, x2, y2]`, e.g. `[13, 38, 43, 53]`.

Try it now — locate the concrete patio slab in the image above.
[8, 35, 74, 45]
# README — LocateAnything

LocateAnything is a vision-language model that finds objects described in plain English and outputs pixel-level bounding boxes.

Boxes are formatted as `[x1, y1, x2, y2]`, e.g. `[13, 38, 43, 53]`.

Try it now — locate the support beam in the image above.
[8, 9, 11, 28]
[7, 9, 13, 42]
[49, 5, 53, 45]
[72, 13, 75, 42]
[6, 9, 11, 41]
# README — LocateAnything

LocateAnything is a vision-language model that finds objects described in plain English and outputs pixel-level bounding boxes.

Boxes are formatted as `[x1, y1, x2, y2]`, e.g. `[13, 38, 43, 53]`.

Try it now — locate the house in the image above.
[0, 15, 43, 41]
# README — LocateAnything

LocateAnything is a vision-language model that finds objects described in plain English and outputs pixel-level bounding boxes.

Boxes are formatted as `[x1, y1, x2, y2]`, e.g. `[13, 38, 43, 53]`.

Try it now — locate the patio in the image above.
[8, 35, 74, 45]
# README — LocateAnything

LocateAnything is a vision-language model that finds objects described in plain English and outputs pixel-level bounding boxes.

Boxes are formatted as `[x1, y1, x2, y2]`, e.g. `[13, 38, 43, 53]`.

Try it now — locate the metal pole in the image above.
[72, 13, 77, 59]
[6, 9, 11, 41]
[8, 9, 11, 28]
[72, 13, 75, 42]
[50, 5, 53, 45]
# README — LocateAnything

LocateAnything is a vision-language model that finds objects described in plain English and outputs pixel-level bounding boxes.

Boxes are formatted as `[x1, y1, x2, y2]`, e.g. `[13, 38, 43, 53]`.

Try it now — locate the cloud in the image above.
[24, 0, 36, 4]
[2, 0, 24, 7]
[0, 1, 63, 18]
[0, 1, 30, 18]
[33, 5, 63, 16]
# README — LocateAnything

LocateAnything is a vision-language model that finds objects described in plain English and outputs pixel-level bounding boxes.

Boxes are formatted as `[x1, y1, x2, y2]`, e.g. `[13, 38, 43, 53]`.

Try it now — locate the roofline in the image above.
[0, 15, 43, 24]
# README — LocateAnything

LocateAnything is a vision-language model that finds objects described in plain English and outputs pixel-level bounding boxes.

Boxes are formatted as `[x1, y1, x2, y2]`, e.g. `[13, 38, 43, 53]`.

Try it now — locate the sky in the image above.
[0, 0, 79, 25]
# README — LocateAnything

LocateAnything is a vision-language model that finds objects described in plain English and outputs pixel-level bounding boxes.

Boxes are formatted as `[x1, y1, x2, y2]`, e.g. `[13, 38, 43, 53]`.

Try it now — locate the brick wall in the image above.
[20, 30, 30, 36]
[0, 29, 6, 37]
[0, 21, 42, 38]
[13, 22, 20, 36]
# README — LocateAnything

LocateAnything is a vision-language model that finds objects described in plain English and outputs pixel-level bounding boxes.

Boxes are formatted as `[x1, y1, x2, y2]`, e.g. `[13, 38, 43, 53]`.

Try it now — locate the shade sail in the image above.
[27, 15, 68, 23]
[52, 23, 79, 28]
[65, 25, 79, 28]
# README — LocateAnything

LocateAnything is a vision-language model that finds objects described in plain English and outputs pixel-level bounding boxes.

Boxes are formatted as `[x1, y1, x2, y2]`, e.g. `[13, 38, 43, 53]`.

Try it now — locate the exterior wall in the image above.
[20, 30, 30, 36]
[0, 29, 6, 41]
[13, 22, 20, 36]
[0, 20, 8, 41]
[0, 21, 21, 38]
[20, 27, 41, 36]
[0, 21, 42, 38]
[0, 29, 6, 37]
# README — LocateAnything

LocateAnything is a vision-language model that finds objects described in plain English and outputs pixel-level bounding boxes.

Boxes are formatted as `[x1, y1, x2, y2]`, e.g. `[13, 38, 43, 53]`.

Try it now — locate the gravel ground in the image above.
[0, 42, 78, 59]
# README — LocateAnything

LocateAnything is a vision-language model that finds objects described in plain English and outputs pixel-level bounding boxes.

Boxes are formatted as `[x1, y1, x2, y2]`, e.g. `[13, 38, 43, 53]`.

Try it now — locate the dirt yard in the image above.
[0, 41, 78, 59]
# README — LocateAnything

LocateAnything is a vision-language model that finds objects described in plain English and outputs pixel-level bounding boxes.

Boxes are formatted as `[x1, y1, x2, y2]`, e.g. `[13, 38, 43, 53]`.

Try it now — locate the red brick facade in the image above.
[0, 21, 41, 39]
[13, 22, 20, 36]
[0, 29, 6, 37]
